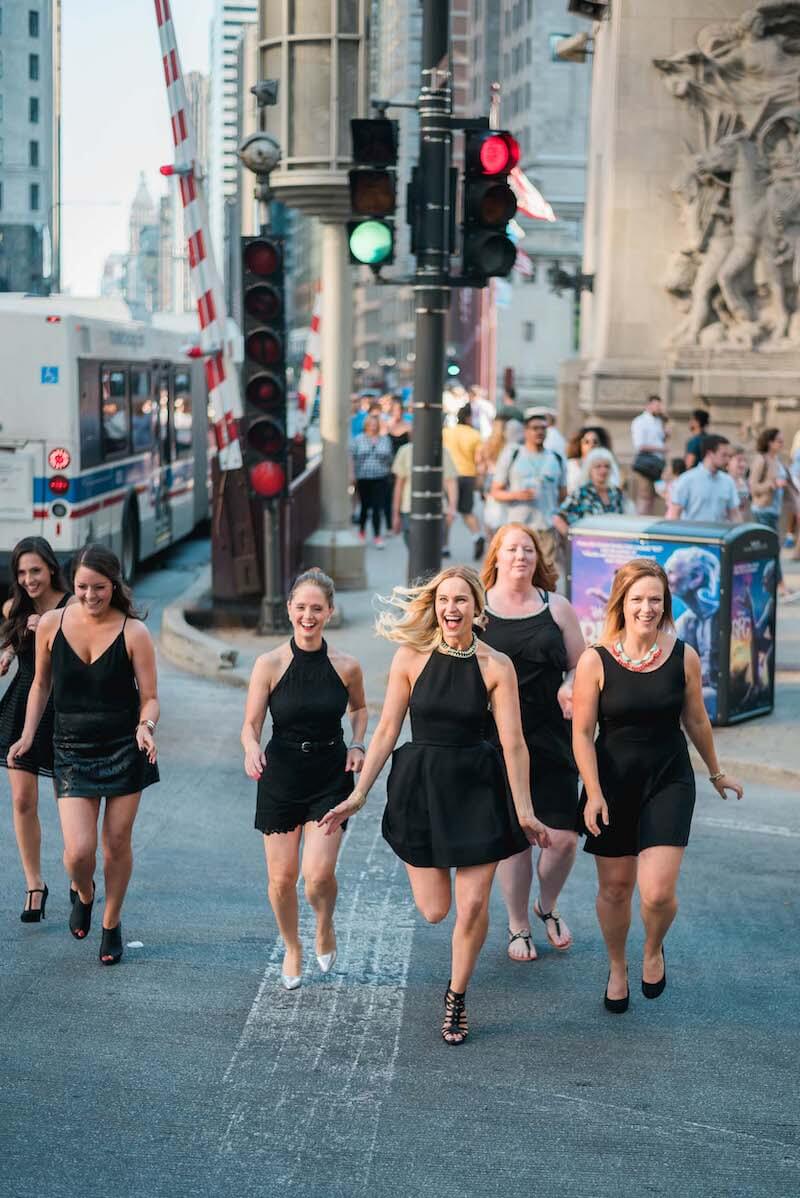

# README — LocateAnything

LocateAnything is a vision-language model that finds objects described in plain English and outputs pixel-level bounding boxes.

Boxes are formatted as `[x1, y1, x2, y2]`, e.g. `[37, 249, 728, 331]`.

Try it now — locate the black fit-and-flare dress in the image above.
[382, 647, 529, 868]
[0, 594, 70, 777]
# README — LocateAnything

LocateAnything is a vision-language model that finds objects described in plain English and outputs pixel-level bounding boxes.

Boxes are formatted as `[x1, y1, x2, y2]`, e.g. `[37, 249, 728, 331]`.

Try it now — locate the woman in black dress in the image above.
[572, 558, 743, 1013]
[8, 545, 159, 966]
[320, 566, 550, 1045]
[479, 524, 585, 962]
[0, 538, 71, 922]
[241, 569, 367, 991]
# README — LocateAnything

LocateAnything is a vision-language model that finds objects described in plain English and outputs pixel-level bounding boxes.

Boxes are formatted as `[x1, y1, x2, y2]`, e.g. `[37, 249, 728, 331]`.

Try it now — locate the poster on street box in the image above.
[728, 558, 776, 720]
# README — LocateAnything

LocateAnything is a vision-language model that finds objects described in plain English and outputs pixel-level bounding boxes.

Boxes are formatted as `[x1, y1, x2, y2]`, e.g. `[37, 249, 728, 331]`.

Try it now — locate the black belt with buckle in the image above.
[271, 734, 342, 754]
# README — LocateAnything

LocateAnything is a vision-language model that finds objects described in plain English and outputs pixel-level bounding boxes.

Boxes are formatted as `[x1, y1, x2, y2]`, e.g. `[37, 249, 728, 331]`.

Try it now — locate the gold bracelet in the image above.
[350, 789, 367, 812]
[709, 770, 724, 783]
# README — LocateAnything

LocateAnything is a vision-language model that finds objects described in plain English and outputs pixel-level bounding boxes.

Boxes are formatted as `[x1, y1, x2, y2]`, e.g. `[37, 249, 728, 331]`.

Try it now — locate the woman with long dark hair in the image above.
[572, 559, 743, 1014]
[8, 544, 159, 965]
[241, 568, 367, 990]
[320, 566, 550, 1045]
[479, 524, 585, 961]
[0, 538, 71, 921]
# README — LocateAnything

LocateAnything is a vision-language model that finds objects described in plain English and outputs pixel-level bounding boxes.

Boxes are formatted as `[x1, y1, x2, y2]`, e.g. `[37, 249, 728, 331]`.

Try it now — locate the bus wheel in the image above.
[121, 503, 139, 584]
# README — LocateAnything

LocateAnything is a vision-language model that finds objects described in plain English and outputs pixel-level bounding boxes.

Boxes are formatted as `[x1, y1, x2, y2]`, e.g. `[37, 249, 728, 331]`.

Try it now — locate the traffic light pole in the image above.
[407, 0, 452, 584]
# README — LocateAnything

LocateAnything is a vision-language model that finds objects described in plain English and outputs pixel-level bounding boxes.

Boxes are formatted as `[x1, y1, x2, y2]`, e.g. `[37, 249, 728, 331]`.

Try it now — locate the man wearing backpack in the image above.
[490, 407, 566, 568]
[630, 394, 668, 514]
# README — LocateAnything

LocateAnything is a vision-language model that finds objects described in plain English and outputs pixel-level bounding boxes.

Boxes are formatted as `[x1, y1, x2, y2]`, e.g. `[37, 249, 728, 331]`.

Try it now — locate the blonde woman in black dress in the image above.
[572, 559, 743, 1013]
[320, 566, 550, 1045]
[9, 545, 159, 966]
[0, 538, 71, 922]
[241, 569, 367, 990]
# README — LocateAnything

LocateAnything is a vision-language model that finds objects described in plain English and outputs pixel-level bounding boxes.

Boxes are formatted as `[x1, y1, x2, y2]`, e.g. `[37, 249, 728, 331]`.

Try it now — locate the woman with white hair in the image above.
[553, 448, 625, 537]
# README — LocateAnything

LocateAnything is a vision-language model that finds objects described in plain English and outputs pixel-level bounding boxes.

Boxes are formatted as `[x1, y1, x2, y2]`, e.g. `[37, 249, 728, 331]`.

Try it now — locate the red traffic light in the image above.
[244, 238, 281, 277]
[250, 460, 286, 499]
[245, 328, 282, 367]
[469, 131, 521, 177]
[244, 283, 282, 322]
[246, 372, 284, 411]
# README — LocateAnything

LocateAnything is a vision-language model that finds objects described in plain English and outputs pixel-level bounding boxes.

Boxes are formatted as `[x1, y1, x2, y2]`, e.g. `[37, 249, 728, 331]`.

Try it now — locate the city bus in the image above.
[0, 295, 211, 582]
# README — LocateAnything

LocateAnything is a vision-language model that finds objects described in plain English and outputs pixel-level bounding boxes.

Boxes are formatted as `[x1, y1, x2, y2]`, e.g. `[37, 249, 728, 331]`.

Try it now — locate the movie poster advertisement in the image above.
[728, 558, 776, 720]
[569, 534, 723, 720]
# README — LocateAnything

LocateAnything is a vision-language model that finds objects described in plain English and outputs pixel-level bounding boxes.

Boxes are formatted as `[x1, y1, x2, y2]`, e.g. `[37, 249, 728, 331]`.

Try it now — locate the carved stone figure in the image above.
[656, 3, 800, 350]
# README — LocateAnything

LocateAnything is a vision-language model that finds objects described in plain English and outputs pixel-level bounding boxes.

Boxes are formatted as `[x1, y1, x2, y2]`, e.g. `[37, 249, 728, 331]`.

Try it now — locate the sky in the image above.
[61, 0, 213, 295]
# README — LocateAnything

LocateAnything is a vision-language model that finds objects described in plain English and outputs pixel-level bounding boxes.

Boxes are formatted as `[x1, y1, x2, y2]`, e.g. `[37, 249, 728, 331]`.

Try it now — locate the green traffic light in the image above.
[349, 220, 393, 265]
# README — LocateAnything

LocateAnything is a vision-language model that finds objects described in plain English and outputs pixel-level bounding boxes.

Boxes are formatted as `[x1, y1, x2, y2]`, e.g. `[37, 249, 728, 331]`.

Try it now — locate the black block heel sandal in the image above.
[99, 924, 123, 966]
[442, 985, 468, 1045]
[69, 882, 95, 940]
[20, 885, 49, 923]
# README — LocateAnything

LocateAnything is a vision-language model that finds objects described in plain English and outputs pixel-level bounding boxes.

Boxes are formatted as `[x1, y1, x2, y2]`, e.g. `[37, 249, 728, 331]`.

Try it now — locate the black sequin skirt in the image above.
[54, 709, 159, 799]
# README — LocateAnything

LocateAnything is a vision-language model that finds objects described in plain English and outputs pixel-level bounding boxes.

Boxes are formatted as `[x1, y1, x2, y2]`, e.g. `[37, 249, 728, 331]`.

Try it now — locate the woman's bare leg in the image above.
[594, 855, 637, 1000]
[264, 828, 304, 975]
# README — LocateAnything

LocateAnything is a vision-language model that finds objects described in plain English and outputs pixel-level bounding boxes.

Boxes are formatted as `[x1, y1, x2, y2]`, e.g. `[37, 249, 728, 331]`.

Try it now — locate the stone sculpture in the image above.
[655, 3, 800, 349]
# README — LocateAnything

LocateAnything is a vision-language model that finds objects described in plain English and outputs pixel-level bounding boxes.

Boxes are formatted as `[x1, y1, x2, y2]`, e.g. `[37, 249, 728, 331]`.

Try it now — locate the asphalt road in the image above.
[0, 536, 798, 1198]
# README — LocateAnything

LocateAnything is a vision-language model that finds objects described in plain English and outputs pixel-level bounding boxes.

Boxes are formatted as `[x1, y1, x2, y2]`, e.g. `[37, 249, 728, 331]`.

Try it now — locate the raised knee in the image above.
[419, 900, 449, 925]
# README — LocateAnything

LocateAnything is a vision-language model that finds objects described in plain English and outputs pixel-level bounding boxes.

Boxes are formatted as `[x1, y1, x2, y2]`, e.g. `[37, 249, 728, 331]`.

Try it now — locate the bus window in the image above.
[131, 368, 155, 454]
[101, 366, 130, 458]
[173, 369, 193, 458]
[78, 360, 102, 468]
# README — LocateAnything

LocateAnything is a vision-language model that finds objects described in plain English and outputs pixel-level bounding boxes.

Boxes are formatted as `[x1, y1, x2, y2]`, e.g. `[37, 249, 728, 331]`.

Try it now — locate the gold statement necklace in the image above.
[438, 635, 477, 659]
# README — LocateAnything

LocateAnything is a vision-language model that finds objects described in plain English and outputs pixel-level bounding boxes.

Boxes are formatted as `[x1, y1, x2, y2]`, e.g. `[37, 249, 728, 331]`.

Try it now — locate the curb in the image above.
[160, 566, 252, 690]
[687, 749, 797, 791]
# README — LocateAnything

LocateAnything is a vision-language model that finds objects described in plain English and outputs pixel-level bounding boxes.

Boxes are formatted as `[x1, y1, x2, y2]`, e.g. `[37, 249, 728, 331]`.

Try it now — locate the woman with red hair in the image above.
[480, 524, 585, 962]
[572, 558, 743, 1014]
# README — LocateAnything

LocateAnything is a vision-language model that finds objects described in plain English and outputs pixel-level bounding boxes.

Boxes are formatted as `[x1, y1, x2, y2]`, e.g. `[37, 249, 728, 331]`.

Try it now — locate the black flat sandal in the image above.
[20, 885, 49, 923]
[99, 924, 123, 966]
[69, 882, 95, 940]
[442, 985, 468, 1046]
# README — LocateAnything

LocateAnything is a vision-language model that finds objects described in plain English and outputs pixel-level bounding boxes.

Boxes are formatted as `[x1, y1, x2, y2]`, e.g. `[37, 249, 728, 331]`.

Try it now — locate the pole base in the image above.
[303, 527, 367, 591]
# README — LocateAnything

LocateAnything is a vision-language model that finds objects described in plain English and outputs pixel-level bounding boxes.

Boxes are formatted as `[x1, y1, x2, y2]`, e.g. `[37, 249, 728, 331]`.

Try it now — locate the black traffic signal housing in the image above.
[461, 130, 520, 285]
[241, 235, 287, 500]
[348, 117, 398, 271]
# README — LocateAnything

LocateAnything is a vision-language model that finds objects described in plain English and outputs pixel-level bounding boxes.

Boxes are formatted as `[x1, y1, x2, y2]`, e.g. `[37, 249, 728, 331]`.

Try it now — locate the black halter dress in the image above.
[51, 608, 159, 799]
[578, 641, 696, 857]
[382, 648, 529, 868]
[0, 594, 70, 777]
[481, 591, 579, 831]
[255, 639, 354, 835]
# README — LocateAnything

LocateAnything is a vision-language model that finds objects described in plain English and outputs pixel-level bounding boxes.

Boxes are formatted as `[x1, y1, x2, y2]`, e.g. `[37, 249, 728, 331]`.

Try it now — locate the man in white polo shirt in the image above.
[630, 394, 668, 514]
[667, 435, 742, 523]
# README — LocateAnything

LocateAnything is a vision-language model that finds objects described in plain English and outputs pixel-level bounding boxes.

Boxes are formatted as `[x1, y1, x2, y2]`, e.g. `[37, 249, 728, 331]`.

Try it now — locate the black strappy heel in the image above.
[99, 924, 123, 966]
[69, 881, 95, 940]
[442, 985, 468, 1045]
[20, 884, 49, 923]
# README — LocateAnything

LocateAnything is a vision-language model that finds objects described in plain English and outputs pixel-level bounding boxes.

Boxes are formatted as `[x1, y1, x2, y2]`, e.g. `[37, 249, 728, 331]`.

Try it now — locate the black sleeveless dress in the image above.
[51, 610, 159, 799]
[481, 592, 579, 831]
[579, 641, 696, 857]
[382, 649, 529, 868]
[0, 594, 70, 777]
[255, 639, 354, 834]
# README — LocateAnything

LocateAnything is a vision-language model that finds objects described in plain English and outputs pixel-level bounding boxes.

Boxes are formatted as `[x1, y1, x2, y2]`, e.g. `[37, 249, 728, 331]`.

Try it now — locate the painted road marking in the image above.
[695, 815, 800, 839]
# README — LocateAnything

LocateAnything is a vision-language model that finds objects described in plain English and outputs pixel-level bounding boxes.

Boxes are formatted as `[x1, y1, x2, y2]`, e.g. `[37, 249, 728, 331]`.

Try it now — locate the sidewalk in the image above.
[161, 523, 800, 788]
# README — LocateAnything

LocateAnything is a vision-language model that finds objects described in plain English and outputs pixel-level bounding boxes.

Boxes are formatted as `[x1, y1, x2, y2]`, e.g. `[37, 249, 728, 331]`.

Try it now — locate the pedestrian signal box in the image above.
[461, 130, 519, 285]
[348, 117, 398, 270]
[241, 235, 287, 499]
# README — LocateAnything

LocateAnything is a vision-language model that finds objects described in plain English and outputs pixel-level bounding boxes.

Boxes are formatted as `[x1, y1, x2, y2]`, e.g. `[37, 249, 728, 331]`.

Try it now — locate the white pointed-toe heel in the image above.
[281, 973, 302, 991]
[316, 949, 337, 974]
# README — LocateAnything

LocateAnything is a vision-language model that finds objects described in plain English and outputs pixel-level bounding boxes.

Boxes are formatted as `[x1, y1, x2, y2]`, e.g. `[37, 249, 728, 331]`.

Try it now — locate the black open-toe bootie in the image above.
[99, 924, 123, 966]
[69, 882, 95, 940]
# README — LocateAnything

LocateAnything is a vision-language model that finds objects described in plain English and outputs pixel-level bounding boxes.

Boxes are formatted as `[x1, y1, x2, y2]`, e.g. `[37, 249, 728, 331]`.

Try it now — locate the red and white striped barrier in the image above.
[154, 0, 243, 471]
[296, 284, 322, 433]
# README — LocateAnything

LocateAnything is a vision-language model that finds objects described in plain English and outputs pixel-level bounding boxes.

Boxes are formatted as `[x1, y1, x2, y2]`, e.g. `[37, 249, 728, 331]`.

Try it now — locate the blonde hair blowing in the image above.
[375, 565, 486, 653]
[601, 558, 673, 644]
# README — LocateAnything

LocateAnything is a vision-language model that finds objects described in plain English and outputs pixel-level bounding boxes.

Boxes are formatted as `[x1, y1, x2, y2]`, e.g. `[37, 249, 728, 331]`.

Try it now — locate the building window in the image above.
[550, 33, 571, 62]
[0, 181, 3, 210]
[30, 182, 40, 210]
[30, 96, 39, 123]
[29, 139, 39, 166]
[29, 9, 40, 37]
[526, 38, 532, 65]
[0, 95, 4, 121]
[29, 54, 40, 81]
[0, 9, 3, 35]
[0, 50, 3, 78]
[527, 0, 533, 17]
[523, 322, 535, 343]
[0, 137, 4, 164]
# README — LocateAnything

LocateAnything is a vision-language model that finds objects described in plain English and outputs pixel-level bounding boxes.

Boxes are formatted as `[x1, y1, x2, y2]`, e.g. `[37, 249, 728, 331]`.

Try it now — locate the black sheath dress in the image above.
[255, 639, 354, 834]
[579, 641, 696, 857]
[51, 609, 159, 799]
[0, 594, 70, 777]
[382, 648, 529, 868]
[481, 592, 579, 831]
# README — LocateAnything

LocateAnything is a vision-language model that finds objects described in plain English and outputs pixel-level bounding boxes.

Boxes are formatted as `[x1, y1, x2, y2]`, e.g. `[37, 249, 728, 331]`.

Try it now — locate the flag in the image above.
[514, 247, 535, 277]
[509, 166, 557, 223]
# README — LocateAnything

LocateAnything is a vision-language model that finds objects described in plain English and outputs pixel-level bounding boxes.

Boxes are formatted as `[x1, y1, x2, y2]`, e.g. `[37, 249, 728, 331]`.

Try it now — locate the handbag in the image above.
[632, 451, 664, 482]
